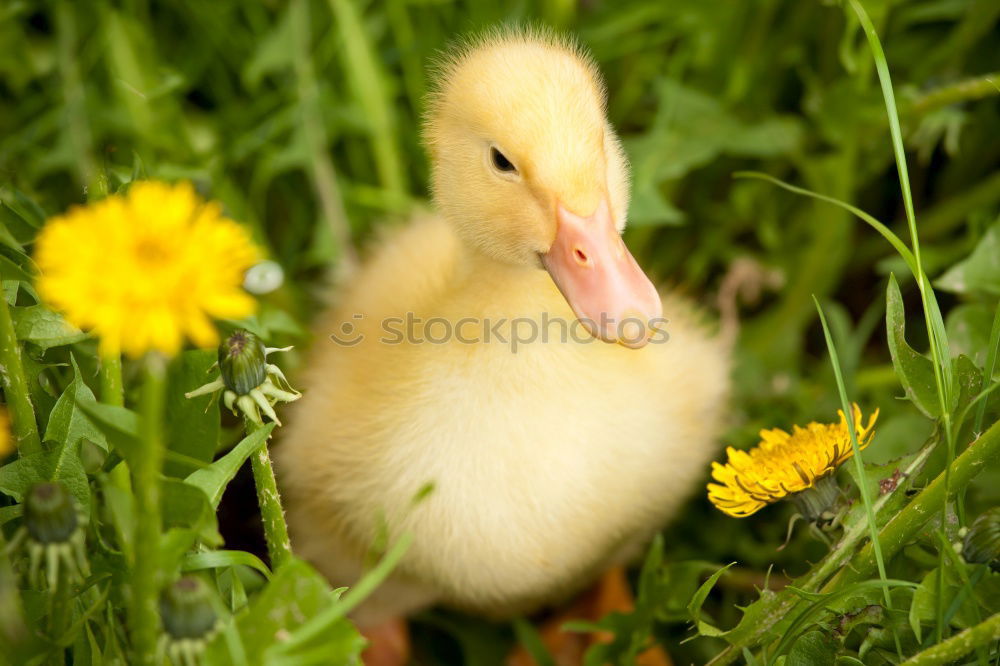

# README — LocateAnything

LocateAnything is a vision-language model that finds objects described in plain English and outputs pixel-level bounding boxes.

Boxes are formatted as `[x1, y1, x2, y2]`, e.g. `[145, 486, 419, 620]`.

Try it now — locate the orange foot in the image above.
[361, 617, 410, 666]
[508, 567, 672, 666]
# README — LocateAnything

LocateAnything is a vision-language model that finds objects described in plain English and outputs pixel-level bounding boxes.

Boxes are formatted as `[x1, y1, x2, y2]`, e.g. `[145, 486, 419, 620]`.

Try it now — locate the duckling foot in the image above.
[507, 567, 672, 666]
[360, 617, 410, 666]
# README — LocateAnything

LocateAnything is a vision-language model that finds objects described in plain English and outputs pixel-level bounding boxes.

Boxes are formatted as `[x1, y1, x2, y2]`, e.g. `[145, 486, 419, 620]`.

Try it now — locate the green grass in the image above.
[1, 0, 1000, 664]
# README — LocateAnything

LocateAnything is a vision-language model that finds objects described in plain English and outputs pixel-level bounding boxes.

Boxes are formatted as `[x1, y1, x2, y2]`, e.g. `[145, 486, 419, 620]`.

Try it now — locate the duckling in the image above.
[277, 27, 730, 635]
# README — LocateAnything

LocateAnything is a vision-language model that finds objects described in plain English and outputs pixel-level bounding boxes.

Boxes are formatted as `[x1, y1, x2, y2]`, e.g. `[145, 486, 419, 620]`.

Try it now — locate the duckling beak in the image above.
[541, 199, 662, 349]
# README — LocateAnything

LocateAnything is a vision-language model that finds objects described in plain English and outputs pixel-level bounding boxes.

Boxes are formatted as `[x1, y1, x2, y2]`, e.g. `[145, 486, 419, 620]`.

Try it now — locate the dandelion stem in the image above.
[99, 355, 124, 407]
[245, 418, 292, 569]
[100, 354, 133, 495]
[0, 293, 41, 455]
[131, 354, 166, 666]
[900, 612, 1000, 665]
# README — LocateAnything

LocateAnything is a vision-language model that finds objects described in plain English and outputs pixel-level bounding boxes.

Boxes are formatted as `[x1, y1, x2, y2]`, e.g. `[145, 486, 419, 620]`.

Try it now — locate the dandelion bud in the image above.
[11, 481, 88, 588]
[187, 329, 300, 426]
[160, 576, 219, 640]
[24, 482, 78, 545]
[963, 507, 1000, 567]
[219, 329, 267, 396]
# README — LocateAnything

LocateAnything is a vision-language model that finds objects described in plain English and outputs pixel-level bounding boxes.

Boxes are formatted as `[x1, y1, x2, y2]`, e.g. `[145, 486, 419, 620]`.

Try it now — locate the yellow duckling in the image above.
[277, 27, 730, 639]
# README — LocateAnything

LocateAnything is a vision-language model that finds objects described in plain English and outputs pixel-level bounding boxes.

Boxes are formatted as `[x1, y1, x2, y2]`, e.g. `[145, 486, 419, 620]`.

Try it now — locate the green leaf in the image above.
[0, 453, 47, 502]
[971, 567, 1000, 615]
[241, 7, 294, 89]
[44, 355, 107, 453]
[574, 535, 689, 666]
[185, 423, 274, 509]
[11, 305, 89, 349]
[937, 221, 1000, 295]
[0, 187, 46, 229]
[158, 483, 218, 569]
[0, 219, 24, 252]
[161, 527, 201, 576]
[75, 401, 141, 465]
[0, 504, 23, 526]
[686, 562, 734, 637]
[512, 618, 556, 666]
[0, 199, 34, 248]
[946, 304, 997, 368]
[182, 550, 272, 580]
[886, 275, 942, 417]
[48, 439, 90, 513]
[203, 558, 363, 666]
[270, 534, 412, 660]
[164, 350, 221, 477]
[264, 613, 366, 666]
[255, 305, 307, 339]
[72, 620, 104, 666]
[626, 79, 801, 180]
[161, 478, 214, 529]
[907, 566, 986, 639]
[954, 354, 985, 426]
[101, 479, 135, 560]
[786, 630, 838, 666]
[774, 580, 916, 661]
[627, 180, 685, 227]
[0, 440, 89, 512]
[0, 253, 36, 286]
[20, 351, 60, 426]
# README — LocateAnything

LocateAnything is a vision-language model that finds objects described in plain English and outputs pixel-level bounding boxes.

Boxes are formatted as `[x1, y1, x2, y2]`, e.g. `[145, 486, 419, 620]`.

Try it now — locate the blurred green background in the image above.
[1, 0, 999, 662]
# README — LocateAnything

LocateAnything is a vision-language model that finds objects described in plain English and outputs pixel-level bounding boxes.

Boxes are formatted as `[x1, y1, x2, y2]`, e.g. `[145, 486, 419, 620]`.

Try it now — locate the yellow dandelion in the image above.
[707, 404, 878, 518]
[34, 181, 259, 358]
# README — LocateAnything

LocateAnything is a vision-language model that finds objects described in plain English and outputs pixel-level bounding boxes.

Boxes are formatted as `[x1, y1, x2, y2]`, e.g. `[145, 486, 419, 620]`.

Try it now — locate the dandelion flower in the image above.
[707, 404, 878, 518]
[34, 181, 259, 358]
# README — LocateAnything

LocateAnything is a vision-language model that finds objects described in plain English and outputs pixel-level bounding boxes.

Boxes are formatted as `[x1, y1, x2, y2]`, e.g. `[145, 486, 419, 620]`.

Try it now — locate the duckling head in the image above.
[424, 28, 661, 348]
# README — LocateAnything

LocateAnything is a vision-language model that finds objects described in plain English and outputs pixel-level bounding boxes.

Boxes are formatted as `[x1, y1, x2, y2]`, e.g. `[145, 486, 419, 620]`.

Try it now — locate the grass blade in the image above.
[846, 0, 959, 643]
[814, 296, 901, 657]
[734, 171, 918, 278]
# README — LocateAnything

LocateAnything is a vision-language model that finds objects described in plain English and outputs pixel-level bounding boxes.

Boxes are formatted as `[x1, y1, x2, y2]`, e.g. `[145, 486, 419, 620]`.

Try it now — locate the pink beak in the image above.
[541, 199, 662, 349]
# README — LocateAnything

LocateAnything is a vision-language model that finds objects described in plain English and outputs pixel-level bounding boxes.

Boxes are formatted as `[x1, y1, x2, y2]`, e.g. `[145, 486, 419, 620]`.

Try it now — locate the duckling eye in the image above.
[490, 147, 517, 174]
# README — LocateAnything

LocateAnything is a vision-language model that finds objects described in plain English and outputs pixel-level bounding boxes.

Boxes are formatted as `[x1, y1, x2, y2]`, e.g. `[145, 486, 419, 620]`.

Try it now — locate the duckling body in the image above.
[277, 29, 729, 626]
